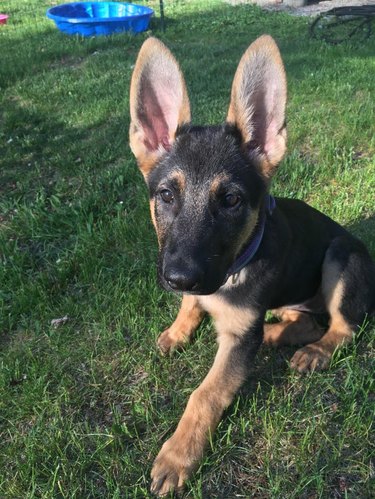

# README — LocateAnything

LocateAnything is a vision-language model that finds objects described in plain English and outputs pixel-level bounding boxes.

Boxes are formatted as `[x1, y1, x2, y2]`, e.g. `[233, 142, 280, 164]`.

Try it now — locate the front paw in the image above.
[150, 436, 198, 496]
[290, 344, 330, 373]
[157, 328, 188, 355]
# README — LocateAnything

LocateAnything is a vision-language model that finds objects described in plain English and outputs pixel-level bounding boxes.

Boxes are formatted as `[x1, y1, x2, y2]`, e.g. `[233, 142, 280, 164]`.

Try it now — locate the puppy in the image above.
[129, 35, 375, 496]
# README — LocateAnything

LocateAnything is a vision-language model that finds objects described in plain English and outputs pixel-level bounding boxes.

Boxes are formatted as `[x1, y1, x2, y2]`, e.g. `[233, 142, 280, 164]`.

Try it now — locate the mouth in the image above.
[166, 285, 218, 296]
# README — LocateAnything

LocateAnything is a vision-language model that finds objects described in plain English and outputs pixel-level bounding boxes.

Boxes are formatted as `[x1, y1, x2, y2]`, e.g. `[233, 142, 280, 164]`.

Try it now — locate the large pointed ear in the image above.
[227, 35, 287, 179]
[129, 37, 191, 178]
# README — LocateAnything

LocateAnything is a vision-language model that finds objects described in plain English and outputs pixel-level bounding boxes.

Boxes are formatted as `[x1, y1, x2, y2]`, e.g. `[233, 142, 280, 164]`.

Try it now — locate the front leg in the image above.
[151, 297, 263, 496]
[157, 295, 205, 354]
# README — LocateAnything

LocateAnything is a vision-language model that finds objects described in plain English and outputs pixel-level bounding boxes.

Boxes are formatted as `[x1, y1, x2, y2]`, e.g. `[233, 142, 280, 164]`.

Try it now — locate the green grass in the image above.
[1, 1, 374, 497]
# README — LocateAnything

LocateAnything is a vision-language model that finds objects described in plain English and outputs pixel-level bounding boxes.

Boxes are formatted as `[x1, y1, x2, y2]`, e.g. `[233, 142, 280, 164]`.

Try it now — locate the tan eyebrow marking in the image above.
[209, 173, 230, 196]
[168, 170, 186, 192]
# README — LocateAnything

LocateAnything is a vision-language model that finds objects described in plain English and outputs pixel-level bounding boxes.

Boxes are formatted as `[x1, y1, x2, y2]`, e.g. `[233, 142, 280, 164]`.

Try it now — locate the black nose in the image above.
[164, 268, 202, 292]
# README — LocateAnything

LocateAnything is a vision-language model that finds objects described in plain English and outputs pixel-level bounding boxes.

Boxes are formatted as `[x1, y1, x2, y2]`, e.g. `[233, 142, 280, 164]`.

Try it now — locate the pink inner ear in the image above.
[244, 79, 283, 157]
[161, 135, 171, 151]
[262, 82, 281, 155]
[139, 83, 170, 152]
[138, 75, 180, 153]
[264, 117, 279, 156]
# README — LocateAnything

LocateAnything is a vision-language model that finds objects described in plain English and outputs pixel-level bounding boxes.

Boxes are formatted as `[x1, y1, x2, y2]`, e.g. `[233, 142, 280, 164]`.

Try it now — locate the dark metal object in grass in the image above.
[310, 5, 375, 44]
[159, 0, 165, 31]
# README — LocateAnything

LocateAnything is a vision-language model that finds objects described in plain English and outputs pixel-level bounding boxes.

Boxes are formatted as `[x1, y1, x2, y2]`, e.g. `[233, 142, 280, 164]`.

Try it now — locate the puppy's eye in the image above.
[222, 193, 241, 209]
[160, 189, 174, 204]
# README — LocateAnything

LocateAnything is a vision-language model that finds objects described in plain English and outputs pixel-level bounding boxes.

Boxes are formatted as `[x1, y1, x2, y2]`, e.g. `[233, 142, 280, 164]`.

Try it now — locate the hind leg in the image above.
[290, 279, 349, 373]
[264, 309, 324, 347]
[290, 236, 375, 373]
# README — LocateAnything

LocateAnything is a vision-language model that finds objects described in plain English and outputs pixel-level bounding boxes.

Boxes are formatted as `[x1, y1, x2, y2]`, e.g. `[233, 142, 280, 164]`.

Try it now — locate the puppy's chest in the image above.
[198, 276, 258, 337]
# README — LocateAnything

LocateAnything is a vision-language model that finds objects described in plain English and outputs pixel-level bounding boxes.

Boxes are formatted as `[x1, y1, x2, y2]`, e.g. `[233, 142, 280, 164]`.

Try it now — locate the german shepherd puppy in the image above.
[129, 35, 375, 496]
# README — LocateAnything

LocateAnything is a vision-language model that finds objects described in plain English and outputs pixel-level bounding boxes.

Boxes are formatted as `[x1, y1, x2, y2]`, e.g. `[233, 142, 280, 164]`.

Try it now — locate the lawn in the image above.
[0, 1, 374, 497]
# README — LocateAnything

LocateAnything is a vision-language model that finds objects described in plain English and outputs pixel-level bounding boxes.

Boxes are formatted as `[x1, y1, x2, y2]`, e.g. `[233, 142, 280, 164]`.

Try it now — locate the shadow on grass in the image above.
[1, 4, 374, 496]
[1, 0, 374, 404]
[347, 214, 375, 257]
[2, 6, 374, 197]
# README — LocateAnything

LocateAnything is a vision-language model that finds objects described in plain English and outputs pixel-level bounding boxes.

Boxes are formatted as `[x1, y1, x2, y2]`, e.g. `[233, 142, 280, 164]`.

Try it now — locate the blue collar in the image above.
[226, 194, 276, 279]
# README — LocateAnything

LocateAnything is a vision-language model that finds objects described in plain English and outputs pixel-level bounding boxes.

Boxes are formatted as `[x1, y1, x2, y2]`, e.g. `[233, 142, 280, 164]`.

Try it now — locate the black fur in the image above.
[146, 124, 375, 325]
[148, 124, 266, 294]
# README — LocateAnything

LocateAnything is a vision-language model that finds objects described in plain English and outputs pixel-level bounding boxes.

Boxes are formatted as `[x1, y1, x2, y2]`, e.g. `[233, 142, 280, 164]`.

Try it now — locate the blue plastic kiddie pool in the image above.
[46, 2, 154, 36]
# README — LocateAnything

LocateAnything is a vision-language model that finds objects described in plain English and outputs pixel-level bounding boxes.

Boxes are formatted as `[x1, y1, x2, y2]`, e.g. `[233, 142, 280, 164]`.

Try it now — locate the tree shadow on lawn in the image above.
[0, 90, 135, 203]
[0, 23, 141, 90]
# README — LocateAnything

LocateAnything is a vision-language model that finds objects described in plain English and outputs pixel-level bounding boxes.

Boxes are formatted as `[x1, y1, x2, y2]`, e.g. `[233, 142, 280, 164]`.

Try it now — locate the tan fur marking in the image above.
[149, 197, 165, 248]
[322, 278, 353, 348]
[233, 208, 259, 261]
[323, 264, 353, 346]
[209, 173, 230, 197]
[198, 294, 256, 338]
[151, 293, 259, 493]
[149, 171, 186, 247]
[151, 323, 252, 495]
[291, 264, 353, 372]
[170, 170, 186, 192]
[263, 309, 323, 347]
[129, 127, 161, 179]
[157, 295, 205, 354]
[197, 333, 246, 404]
[149, 198, 157, 231]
